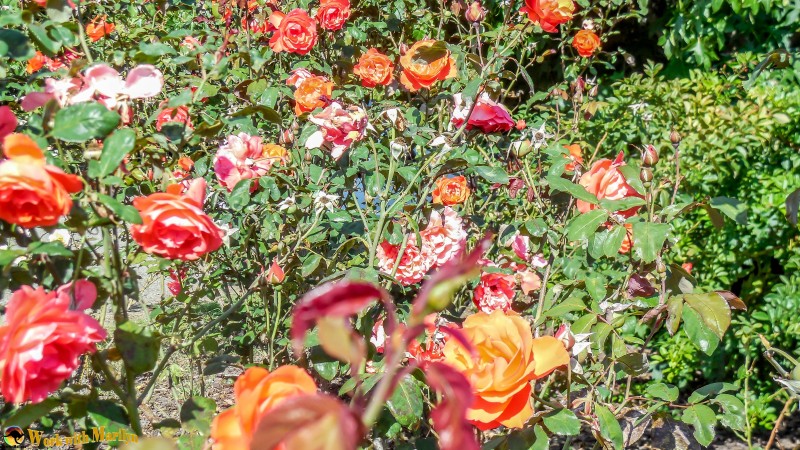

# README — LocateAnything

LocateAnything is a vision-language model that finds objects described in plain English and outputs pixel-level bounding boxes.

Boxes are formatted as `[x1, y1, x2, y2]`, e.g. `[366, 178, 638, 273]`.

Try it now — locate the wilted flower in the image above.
[278, 195, 297, 211]
[530, 122, 554, 150]
[305, 102, 372, 159]
[313, 191, 339, 212]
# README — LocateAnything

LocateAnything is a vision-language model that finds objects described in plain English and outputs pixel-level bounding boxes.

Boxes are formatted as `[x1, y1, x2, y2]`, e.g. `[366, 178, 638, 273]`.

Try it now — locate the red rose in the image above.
[316, 0, 351, 31]
[520, 0, 575, 33]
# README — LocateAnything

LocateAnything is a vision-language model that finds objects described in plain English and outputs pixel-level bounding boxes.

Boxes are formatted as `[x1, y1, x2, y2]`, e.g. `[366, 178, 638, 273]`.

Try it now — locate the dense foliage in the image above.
[0, 0, 798, 448]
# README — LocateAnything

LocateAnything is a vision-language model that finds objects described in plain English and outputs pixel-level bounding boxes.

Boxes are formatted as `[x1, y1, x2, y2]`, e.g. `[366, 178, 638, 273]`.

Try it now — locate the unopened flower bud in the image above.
[642, 144, 659, 166]
[279, 129, 294, 145]
[555, 324, 575, 351]
[465, 1, 487, 22]
[640, 167, 653, 183]
[670, 129, 682, 145]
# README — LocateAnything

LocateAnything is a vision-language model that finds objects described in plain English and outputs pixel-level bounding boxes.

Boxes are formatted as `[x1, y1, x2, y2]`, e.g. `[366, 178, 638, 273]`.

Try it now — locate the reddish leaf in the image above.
[291, 280, 390, 357]
[717, 290, 747, 311]
[412, 234, 493, 320]
[424, 362, 479, 450]
[627, 273, 656, 298]
[250, 393, 362, 450]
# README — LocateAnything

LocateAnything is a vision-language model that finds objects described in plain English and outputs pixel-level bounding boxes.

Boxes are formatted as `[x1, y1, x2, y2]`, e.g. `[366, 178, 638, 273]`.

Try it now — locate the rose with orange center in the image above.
[130, 178, 224, 261]
[0, 134, 83, 228]
[316, 0, 351, 31]
[563, 143, 583, 172]
[432, 175, 470, 206]
[287, 69, 334, 115]
[86, 16, 115, 42]
[520, 0, 575, 33]
[399, 40, 457, 92]
[353, 48, 395, 88]
[442, 310, 569, 430]
[268, 9, 318, 55]
[573, 30, 601, 57]
[210, 366, 317, 450]
[577, 152, 643, 218]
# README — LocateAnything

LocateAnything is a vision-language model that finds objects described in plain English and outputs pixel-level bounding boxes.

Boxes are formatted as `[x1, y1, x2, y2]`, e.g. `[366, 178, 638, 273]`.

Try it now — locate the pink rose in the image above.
[213, 133, 289, 191]
[305, 102, 372, 159]
[473, 271, 516, 313]
[376, 235, 430, 286]
[0, 285, 106, 404]
[452, 93, 515, 133]
[577, 152, 643, 218]
[420, 206, 467, 269]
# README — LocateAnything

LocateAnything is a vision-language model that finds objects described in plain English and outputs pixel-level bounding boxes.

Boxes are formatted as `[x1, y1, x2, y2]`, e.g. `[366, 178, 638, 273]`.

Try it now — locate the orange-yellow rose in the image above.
[520, 0, 575, 33]
[353, 48, 395, 88]
[442, 310, 569, 430]
[432, 175, 470, 206]
[287, 69, 334, 115]
[210, 365, 317, 450]
[86, 15, 115, 42]
[572, 30, 600, 58]
[0, 134, 83, 228]
[399, 40, 457, 92]
[577, 152, 643, 218]
[268, 9, 318, 55]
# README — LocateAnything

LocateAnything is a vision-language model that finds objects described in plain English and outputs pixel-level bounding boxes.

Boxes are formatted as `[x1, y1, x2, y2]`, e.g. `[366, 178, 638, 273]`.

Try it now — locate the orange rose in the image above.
[316, 0, 351, 31]
[268, 9, 318, 55]
[399, 40, 457, 92]
[210, 366, 317, 450]
[564, 143, 583, 172]
[432, 175, 470, 206]
[156, 106, 193, 132]
[577, 152, 643, 218]
[572, 30, 600, 57]
[0, 134, 82, 228]
[520, 0, 575, 33]
[86, 16, 115, 42]
[289, 73, 334, 115]
[442, 311, 569, 430]
[353, 48, 394, 88]
[130, 178, 223, 261]
[26, 52, 46, 74]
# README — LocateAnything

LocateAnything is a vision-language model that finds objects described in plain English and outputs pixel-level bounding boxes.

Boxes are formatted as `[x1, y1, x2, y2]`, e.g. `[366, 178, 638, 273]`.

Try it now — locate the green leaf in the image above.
[114, 321, 161, 375]
[46, 0, 74, 23]
[227, 179, 252, 211]
[0, 28, 34, 60]
[301, 253, 323, 277]
[712, 394, 745, 431]
[709, 196, 747, 225]
[386, 375, 424, 428]
[88, 399, 131, 436]
[615, 353, 649, 375]
[52, 103, 120, 143]
[96, 194, 142, 224]
[631, 222, 670, 263]
[599, 197, 646, 212]
[665, 295, 684, 336]
[179, 396, 217, 434]
[28, 23, 60, 55]
[28, 241, 74, 257]
[462, 77, 483, 100]
[6, 399, 61, 428]
[0, 249, 24, 266]
[585, 273, 606, 302]
[542, 409, 581, 436]
[683, 292, 731, 340]
[90, 129, 136, 178]
[566, 209, 608, 241]
[546, 175, 599, 204]
[595, 404, 623, 450]
[645, 383, 679, 402]
[681, 404, 717, 447]
[682, 306, 720, 355]
[687, 382, 738, 404]
[473, 165, 509, 184]
[604, 225, 627, 257]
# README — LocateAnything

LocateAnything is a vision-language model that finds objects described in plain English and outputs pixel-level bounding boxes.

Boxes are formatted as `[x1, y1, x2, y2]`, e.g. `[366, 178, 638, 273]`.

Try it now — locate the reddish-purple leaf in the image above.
[291, 280, 390, 357]
[627, 273, 656, 298]
[424, 362, 479, 450]
[250, 393, 362, 450]
[717, 290, 747, 311]
[412, 234, 493, 320]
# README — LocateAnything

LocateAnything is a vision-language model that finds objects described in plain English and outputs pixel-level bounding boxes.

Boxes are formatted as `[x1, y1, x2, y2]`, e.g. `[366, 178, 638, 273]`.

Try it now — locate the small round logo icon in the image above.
[3, 426, 25, 446]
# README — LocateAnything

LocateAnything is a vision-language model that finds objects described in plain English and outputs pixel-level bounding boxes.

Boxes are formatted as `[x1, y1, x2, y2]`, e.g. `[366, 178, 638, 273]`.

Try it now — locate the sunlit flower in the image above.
[473, 271, 516, 313]
[305, 102, 372, 159]
[313, 191, 339, 212]
[451, 93, 515, 133]
[214, 133, 289, 191]
[278, 195, 297, 211]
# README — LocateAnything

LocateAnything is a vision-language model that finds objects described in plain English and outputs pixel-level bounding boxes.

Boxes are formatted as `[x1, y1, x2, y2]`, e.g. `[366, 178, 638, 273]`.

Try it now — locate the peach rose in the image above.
[287, 69, 334, 116]
[573, 30, 600, 57]
[432, 175, 470, 206]
[0, 285, 106, 404]
[520, 0, 575, 33]
[564, 144, 584, 172]
[473, 271, 516, 313]
[353, 48, 395, 88]
[442, 311, 569, 430]
[130, 178, 224, 261]
[268, 9, 318, 55]
[156, 105, 193, 131]
[316, 0, 351, 31]
[305, 102, 371, 159]
[399, 40, 457, 92]
[210, 366, 317, 450]
[577, 152, 643, 218]
[452, 93, 515, 133]
[214, 133, 289, 191]
[86, 15, 115, 42]
[0, 134, 83, 228]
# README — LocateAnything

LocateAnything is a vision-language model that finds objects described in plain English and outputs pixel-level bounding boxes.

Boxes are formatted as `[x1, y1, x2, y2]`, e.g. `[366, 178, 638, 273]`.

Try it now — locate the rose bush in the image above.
[0, 0, 788, 448]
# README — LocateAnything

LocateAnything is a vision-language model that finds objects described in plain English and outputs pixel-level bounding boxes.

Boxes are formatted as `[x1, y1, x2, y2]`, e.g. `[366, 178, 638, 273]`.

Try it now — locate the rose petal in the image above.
[125, 65, 164, 99]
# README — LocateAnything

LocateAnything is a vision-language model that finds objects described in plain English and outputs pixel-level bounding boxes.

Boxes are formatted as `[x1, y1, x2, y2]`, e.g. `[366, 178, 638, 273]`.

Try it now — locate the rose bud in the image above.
[642, 144, 659, 166]
[555, 324, 576, 352]
[465, 1, 487, 22]
[670, 129, 682, 145]
[640, 167, 653, 183]
[279, 128, 295, 145]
